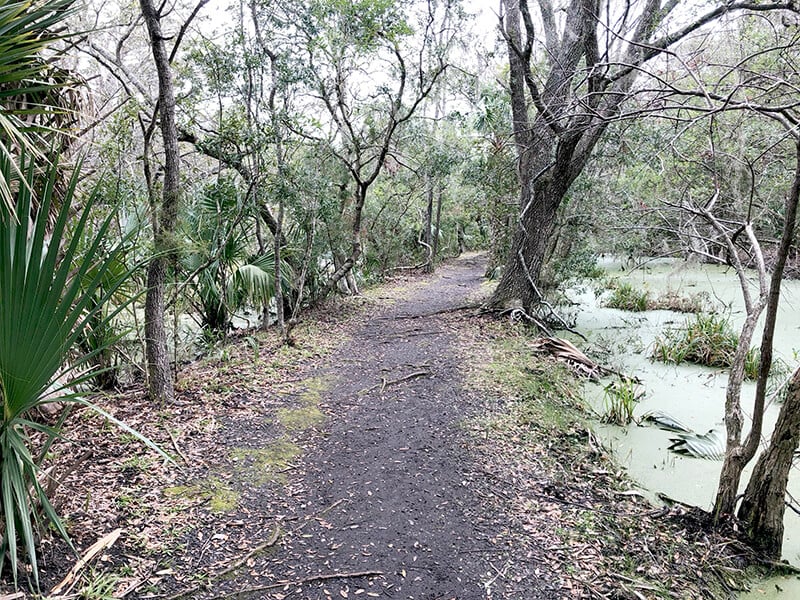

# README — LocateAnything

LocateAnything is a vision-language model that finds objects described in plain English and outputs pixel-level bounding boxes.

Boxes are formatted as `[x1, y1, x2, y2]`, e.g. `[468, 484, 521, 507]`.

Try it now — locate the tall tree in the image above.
[491, 0, 798, 314]
[139, 0, 184, 403]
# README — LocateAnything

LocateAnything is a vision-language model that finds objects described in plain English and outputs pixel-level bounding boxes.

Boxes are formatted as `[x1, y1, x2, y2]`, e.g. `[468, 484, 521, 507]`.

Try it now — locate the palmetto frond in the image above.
[229, 252, 295, 310]
[0, 153, 129, 588]
[0, 0, 78, 215]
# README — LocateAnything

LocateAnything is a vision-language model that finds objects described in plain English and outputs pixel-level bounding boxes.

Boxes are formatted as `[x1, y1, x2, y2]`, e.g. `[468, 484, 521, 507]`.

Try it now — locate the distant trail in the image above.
[223, 254, 559, 599]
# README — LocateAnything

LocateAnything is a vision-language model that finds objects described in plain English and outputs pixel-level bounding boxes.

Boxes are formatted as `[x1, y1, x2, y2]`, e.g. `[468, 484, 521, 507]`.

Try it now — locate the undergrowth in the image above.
[482, 334, 584, 438]
[463, 317, 755, 599]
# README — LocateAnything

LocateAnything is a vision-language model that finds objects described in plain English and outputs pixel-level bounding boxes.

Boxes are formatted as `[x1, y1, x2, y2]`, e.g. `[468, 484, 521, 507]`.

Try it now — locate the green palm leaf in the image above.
[229, 252, 295, 311]
[0, 153, 136, 588]
[0, 0, 77, 215]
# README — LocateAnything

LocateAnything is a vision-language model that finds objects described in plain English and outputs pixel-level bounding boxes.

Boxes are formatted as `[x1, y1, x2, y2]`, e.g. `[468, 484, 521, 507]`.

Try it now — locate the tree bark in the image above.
[732, 142, 800, 551]
[490, 0, 790, 311]
[433, 182, 443, 258]
[491, 181, 560, 311]
[140, 0, 180, 403]
[737, 367, 800, 557]
[423, 174, 434, 273]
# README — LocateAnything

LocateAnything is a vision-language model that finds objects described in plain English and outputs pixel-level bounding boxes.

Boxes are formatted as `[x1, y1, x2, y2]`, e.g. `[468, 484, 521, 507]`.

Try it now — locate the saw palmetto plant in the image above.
[0, 0, 80, 215]
[184, 178, 295, 333]
[0, 154, 144, 588]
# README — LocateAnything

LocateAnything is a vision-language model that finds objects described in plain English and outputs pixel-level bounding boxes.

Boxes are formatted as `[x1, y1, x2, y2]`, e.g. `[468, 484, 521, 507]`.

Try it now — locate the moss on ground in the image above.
[164, 478, 239, 513]
[278, 405, 325, 430]
[230, 438, 302, 486]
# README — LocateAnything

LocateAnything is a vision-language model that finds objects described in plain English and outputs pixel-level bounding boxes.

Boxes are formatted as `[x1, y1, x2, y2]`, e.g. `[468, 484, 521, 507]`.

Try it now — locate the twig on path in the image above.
[165, 427, 189, 465]
[165, 525, 281, 600]
[380, 330, 443, 342]
[212, 570, 385, 598]
[359, 371, 431, 395]
[377, 304, 482, 320]
[292, 498, 345, 533]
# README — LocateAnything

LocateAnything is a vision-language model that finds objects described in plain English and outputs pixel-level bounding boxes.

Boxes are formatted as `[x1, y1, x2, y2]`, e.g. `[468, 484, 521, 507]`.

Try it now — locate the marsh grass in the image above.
[652, 313, 768, 380]
[652, 314, 739, 366]
[601, 378, 642, 425]
[606, 282, 708, 314]
[606, 282, 649, 312]
[649, 290, 710, 313]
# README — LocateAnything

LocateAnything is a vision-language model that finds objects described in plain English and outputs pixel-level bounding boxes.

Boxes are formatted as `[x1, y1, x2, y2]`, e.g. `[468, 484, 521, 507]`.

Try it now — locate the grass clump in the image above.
[606, 282, 649, 312]
[606, 283, 708, 314]
[601, 378, 642, 426]
[652, 313, 763, 378]
[648, 290, 709, 313]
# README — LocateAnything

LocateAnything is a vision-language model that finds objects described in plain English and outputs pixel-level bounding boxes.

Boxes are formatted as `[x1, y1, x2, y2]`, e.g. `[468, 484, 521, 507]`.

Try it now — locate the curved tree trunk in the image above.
[714, 141, 800, 523]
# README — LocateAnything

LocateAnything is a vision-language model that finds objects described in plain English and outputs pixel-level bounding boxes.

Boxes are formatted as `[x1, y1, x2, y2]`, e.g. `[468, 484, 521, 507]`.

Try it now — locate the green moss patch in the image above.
[278, 405, 325, 430]
[230, 438, 302, 485]
[164, 477, 238, 513]
[297, 376, 331, 405]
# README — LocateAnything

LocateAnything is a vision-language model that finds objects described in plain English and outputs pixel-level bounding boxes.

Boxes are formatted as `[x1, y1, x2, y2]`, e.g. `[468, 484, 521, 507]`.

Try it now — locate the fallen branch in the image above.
[360, 371, 431, 395]
[377, 304, 482, 320]
[213, 570, 385, 598]
[165, 427, 189, 465]
[380, 330, 443, 341]
[50, 529, 123, 596]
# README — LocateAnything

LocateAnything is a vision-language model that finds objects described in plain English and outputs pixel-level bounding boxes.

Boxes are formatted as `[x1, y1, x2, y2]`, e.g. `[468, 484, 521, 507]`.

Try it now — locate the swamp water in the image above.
[570, 259, 800, 597]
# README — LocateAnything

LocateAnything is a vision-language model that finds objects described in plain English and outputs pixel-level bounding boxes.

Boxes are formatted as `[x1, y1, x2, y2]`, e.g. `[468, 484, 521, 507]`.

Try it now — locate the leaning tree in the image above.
[491, 0, 799, 314]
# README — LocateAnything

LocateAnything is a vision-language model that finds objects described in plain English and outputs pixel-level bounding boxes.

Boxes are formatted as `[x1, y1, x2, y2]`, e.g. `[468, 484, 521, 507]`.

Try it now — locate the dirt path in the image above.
[226, 254, 557, 598]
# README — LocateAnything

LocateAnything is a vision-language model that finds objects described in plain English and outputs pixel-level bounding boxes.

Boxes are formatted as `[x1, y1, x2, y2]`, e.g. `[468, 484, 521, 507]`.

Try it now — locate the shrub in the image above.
[0, 156, 162, 588]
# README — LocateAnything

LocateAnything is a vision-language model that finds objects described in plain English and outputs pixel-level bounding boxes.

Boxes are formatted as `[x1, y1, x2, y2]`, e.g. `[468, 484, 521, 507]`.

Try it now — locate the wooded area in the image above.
[4, 0, 800, 595]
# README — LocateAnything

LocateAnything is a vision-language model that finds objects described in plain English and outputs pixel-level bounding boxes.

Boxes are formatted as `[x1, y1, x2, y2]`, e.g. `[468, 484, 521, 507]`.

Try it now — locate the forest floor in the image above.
[19, 253, 769, 599]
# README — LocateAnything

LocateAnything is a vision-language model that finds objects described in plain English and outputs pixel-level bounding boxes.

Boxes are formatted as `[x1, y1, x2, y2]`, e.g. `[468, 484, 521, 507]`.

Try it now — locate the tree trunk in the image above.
[144, 257, 173, 402]
[320, 183, 367, 298]
[490, 178, 562, 312]
[140, 0, 180, 404]
[433, 182, 443, 258]
[738, 368, 800, 557]
[423, 174, 434, 273]
[714, 141, 800, 522]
